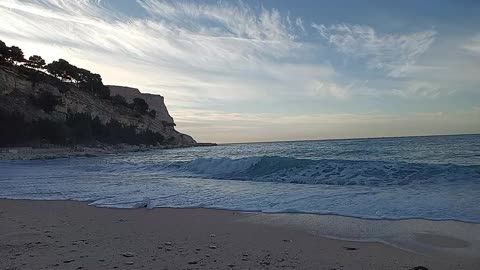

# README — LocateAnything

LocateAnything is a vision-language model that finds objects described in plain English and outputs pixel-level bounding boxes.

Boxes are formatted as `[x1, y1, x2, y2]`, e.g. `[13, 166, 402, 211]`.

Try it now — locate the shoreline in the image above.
[1, 199, 479, 269]
[0, 143, 216, 160]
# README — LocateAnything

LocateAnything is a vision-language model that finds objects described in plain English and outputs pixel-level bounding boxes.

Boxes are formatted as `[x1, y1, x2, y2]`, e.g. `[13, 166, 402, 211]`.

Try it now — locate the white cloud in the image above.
[307, 80, 351, 99]
[392, 81, 455, 98]
[313, 24, 436, 78]
[0, 0, 321, 102]
[137, 0, 300, 43]
[463, 34, 480, 55]
[1, 0, 477, 142]
[295, 17, 305, 33]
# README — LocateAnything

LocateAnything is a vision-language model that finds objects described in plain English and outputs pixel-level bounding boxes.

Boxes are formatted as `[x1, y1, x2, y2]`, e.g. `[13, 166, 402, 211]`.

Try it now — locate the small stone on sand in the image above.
[208, 245, 217, 249]
[121, 252, 135, 257]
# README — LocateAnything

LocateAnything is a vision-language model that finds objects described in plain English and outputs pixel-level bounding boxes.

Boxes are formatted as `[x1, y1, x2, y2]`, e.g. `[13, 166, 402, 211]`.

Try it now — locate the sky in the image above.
[0, 0, 479, 143]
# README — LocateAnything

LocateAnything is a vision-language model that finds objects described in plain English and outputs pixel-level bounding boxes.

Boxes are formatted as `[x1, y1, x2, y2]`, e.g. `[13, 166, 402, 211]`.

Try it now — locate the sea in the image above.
[1, 134, 479, 223]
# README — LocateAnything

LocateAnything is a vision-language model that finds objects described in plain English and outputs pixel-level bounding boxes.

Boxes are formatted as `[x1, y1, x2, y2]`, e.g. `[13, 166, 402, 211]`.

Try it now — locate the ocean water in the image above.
[1, 134, 480, 223]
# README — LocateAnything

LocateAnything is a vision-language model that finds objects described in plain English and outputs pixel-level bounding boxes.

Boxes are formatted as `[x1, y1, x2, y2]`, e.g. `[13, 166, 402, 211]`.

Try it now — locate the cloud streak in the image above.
[463, 34, 480, 55]
[313, 24, 436, 78]
[0, 0, 477, 142]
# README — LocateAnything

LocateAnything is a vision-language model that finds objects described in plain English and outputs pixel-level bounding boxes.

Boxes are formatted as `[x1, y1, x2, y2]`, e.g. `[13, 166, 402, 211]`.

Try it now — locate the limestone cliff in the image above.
[0, 67, 196, 146]
[108, 85, 174, 123]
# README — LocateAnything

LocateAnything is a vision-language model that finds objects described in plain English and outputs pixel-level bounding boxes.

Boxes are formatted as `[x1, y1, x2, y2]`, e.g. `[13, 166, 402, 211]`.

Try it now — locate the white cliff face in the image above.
[108, 85, 174, 123]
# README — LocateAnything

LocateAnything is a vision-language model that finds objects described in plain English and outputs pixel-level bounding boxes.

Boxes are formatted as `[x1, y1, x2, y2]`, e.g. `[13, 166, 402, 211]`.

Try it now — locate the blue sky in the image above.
[1, 0, 479, 143]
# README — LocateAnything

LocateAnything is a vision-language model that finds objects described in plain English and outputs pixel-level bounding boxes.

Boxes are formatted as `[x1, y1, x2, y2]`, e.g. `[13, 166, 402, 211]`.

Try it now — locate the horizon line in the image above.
[215, 132, 480, 145]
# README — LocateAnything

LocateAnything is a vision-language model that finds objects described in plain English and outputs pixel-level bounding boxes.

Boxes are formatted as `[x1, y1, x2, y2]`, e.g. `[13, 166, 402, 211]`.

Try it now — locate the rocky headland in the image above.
[0, 39, 214, 159]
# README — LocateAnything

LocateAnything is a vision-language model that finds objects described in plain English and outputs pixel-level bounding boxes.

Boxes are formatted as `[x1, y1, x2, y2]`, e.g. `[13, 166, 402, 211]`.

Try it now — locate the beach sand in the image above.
[1, 199, 478, 270]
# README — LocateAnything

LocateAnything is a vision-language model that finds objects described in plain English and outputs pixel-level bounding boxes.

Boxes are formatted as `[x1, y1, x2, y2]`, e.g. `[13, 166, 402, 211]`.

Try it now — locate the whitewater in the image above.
[1, 134, 479, 222]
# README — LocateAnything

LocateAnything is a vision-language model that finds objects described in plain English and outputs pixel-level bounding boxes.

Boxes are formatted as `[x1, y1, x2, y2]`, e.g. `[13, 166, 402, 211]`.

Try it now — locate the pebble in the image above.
[164, 241, 173, 246]
[121, 252, 136, 257]
[208, 245, 217, 249]
[125, 262, 134, 265]
[63, 259, 75, 263]
[188, 261, 198, 265]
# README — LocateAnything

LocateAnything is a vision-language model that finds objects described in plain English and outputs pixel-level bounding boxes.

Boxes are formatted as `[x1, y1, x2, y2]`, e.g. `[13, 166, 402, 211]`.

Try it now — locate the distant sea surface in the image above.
[1, 134, 479, 223]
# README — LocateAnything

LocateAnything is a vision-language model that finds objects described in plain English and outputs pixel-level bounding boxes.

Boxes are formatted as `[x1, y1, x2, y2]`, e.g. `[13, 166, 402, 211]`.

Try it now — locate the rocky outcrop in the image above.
[0, 68, 197, 146]
[108, 85, 174, 123]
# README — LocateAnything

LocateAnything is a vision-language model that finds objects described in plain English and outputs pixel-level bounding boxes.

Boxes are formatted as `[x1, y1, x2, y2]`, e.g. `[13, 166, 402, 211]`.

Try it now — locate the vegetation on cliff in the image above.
[0, 110, 165, 147]
[0, 40, 175, 147]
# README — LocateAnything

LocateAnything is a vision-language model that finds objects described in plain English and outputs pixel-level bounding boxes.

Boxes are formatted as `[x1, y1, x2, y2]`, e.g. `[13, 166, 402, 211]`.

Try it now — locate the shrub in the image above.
[148, 109, 156, 118]
[0, 110, 28, 146]
[31, 91, 61, 113]
[131, 98, 149, 114]
[111, 94, 129, 107]
[32, 119, 67, 144]
[0, 110, 167, 147]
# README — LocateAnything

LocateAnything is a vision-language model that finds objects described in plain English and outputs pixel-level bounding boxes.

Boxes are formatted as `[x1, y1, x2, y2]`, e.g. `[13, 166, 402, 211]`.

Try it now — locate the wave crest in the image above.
[163, 156, 480, 186]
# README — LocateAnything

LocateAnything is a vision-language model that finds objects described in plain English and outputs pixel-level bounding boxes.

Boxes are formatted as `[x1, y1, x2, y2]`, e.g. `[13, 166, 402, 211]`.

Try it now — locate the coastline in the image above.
[1, 199, 478, 269]
[0, 143, 216, 160]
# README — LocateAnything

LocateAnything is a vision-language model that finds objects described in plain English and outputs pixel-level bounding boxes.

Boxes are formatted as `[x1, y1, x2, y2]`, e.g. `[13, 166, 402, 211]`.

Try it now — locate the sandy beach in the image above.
[1, 200, 479, 270]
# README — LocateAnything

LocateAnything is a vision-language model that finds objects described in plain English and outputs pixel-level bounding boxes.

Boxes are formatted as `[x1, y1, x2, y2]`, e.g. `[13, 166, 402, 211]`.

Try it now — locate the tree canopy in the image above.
[26, 55, 46, 69]
[1, 40, 110, 99]
[2, 45, 25, 65]
[0, 110, 166, 147]
[45, 58, 110, 99]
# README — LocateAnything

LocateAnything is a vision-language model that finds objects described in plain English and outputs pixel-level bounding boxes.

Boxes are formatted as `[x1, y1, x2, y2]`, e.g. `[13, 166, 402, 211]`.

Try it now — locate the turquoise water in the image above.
[1, 134, 479, 222]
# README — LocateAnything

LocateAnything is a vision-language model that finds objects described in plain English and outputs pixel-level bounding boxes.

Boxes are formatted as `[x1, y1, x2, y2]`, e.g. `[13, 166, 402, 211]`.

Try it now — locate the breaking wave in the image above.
[159, 156, 480, 186]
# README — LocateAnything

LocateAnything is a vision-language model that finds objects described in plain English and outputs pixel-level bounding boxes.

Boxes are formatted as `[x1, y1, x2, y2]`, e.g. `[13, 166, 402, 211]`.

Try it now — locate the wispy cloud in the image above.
[0, 0, 477, 142]
[313, 24, 436, 78]
[463, 34, 480, 55]
[0, 0, 329, 102]
[392, 81, 455, 98]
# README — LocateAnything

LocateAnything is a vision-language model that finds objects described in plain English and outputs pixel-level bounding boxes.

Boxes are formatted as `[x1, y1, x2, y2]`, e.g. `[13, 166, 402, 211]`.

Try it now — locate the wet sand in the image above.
[1, 199, 478, 270]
